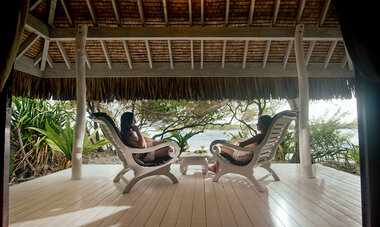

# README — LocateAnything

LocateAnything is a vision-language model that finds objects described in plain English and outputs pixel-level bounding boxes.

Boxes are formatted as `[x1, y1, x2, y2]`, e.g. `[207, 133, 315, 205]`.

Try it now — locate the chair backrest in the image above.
[89, 112, 129, 167]
[255, 110, 297, 165]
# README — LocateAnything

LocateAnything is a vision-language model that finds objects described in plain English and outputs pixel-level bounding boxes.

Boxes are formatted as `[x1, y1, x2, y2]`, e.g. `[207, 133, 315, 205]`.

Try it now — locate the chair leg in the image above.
[213, 170, 226, 182]
[123, 175, 143, 193]
[113, 168, 131, 182]
[164, 171, 179, 184]
[261, 163, 280, 181]
[246, 174, 265, 192]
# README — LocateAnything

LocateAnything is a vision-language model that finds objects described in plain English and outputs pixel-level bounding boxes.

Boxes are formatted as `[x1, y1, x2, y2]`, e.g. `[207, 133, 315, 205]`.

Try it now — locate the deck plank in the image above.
[8, 164, 362, 227]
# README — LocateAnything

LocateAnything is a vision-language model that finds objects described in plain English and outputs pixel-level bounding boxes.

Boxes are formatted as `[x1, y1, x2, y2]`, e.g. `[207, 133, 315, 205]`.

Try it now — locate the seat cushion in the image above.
[220, 152, 251, 166]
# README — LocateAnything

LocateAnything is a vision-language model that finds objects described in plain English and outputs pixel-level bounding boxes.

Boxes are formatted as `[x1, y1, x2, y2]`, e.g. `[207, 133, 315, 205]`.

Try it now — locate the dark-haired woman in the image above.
[208, 115, 272, 174]
[120, 112, 171, 162]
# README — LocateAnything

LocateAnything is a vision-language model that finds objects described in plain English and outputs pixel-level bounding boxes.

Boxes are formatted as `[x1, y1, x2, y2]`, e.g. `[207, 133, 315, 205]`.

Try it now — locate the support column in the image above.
[0, 72, 12, 227]
[72, 25, 88, 180]
[294, 24, 314, 179]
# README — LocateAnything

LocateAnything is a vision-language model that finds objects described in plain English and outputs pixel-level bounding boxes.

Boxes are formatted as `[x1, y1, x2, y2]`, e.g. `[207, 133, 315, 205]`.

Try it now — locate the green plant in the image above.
[276, 131, 296, 161]
[164, 130, 198, 154]
[29, 120, 109, 165]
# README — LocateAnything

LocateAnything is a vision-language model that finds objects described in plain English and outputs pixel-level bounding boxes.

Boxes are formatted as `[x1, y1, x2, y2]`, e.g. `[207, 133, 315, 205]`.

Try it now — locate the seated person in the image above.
[208, 115, 272, 174]
[120, 112, 171, 162]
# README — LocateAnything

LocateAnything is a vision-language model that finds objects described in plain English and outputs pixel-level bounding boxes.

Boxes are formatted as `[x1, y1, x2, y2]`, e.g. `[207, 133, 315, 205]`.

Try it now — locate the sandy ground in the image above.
[83, 149, 123, 165]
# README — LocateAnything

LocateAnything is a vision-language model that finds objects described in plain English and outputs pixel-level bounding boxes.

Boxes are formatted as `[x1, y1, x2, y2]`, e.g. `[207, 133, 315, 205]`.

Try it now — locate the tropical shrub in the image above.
[164, 130, 199, 154]
[29, 120, 109, 168]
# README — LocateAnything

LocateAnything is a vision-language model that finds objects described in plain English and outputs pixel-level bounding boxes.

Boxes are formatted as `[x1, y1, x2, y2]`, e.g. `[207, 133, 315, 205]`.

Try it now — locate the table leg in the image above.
[180, 159, 187, 175]
[202, 158, 208, 175]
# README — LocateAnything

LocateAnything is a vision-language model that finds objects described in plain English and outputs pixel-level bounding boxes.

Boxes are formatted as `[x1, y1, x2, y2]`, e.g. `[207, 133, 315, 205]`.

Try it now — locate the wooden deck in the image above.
[9, 164, 362, 227]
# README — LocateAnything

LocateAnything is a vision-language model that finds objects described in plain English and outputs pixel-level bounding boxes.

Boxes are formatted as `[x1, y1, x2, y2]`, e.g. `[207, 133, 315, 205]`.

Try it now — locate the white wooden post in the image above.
[72, 24, 88, 180]
[294, 24, 314, 179]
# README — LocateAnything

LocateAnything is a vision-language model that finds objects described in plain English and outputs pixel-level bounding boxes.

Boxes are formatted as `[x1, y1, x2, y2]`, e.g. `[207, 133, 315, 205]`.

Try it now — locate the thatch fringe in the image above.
[13, 71, 354, 101]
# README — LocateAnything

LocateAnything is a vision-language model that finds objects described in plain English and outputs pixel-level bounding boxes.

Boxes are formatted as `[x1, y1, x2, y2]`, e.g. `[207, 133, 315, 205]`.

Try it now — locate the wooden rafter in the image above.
[30, 0, 44, 11]
[190, 40, 194, 69]
[48, 0, 58, 26]
[242, 40, 249, 69]
[263, 40, 271, 68]
[145, 40, 153, 69]
[56, 41, 71, 69]
[85, 0, 98, 26]
[319, 0, 331, 26]
[200, 40, 204, 69]
[225, 0, 230, 26]
[188, 0, 192, 25]
[305, 40, 316, 65]
[137, 0, 145, 26]
[85, 50, 92, 69]
[248, 0, 256, 26]
[283, 40, 293, 69]
[26, 14, 49, 39]
[40, 39, 50, 71]
[162, 0, 169, 26]
[100, 40, 112, 69]
[16, 34, 40, 60]
[295, 0, 306, 24]
[222, 40, 227, 69]
[122, 40, 133, 69]
[168, 40, 173, 69]
[111, 0, 121, 26]
[324, 40, 338, 69]
[60, 0, 75, 26]
[201, 0, 204, 25]
[272, 0, 281, 26]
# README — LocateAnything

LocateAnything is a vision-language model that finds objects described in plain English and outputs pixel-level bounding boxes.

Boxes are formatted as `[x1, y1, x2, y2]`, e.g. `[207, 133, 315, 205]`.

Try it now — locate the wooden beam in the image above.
[162, 0, 169, 26]
[40, 39, 50, 71]
[190, 40, 194, 69]
[25, 14, 49, 39]
[46, 54, 54, 68]
[222, 40, 227, 69]
[72, 24, 88, 180]
[242, 40, 249, 69]
[201, 0, 204, 25]
[136, 0, 145, 26]
[30, 0, 44, 11]
[345, 46, 354, 71]
[85, 0, 98, 26]
[168, 40, 173, 69]
[188, 0, 192, 26]
[16, 34, 40, 60]
[122, 40, 133, 69]
[319, 0, 331, 26]
[33, 52, 43, 65]
[283, 40, 293, 69]
[100, 40, 112, 69]
[111, 0, 121, 26]
[341, 55, 347, 69]
[200, 40, 204, 69]
[248, 0, 256, 26]
[60, 0, 75, 26]
[48, 0, 58, 26]
[145, 40, 153, 69]
[323, 40, 338, 69]
[34, 62, 354, 78]
[15, 56, 43, 77]
[56, 41, 71, 69]
[295, 0, 306, 24]
[263, 40, 271, 69]
[272, 0, 281, 26]
[295, 24, 313, 179]
[225, 0, 230, 26]
[85, 50, 92, 70]
[49, 27, 344, 41]
[305, 40, 316, 65]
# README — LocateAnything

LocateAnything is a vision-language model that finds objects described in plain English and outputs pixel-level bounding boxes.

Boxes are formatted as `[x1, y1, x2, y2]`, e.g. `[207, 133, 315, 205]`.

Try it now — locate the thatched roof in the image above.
[14, 0, 354, 101]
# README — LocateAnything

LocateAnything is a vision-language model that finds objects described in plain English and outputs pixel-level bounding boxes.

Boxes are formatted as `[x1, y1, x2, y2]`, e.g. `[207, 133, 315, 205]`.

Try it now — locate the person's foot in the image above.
[208, 165, 216, 174]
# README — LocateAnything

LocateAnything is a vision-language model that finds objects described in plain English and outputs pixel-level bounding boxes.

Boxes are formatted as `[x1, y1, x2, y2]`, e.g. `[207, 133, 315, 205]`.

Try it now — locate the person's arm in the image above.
[239, 134, 264, 147]
[130, 126, 147, 148]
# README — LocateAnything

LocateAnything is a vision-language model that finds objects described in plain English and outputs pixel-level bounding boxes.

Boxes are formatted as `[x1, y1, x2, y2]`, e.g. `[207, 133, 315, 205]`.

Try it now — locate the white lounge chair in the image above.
[90, 113, 180, 193]
[209, 110, 297, 192]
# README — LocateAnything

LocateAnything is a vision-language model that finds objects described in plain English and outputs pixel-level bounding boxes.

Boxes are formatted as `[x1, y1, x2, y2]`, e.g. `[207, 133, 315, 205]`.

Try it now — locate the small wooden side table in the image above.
[179, 152, 211, 175]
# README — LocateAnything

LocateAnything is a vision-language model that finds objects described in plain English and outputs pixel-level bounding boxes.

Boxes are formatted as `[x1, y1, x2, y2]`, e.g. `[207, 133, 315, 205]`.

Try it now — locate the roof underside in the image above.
[14, 0, 355, 100]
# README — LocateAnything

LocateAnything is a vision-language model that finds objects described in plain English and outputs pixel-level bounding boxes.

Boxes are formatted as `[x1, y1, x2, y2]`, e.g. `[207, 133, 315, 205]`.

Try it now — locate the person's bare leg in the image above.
[209, 146, 234, 174]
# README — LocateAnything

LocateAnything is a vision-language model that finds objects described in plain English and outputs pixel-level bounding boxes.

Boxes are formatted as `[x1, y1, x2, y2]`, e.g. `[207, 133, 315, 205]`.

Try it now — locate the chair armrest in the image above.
[128, 141, 180, 158]
[209, 140, 259, 154]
